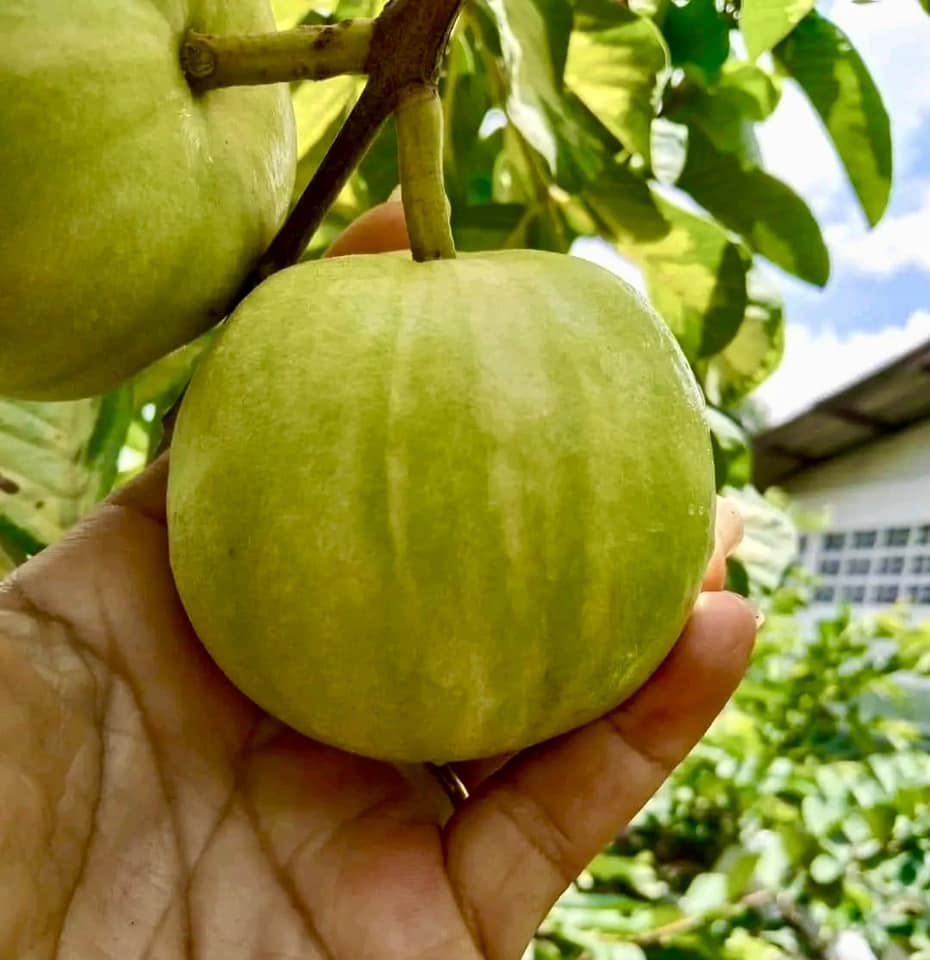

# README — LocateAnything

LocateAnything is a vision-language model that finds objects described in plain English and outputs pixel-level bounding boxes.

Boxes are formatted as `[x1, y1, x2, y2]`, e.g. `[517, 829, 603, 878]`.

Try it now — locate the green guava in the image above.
[0, 0, 296, 401]
[167, 251, 716, 764]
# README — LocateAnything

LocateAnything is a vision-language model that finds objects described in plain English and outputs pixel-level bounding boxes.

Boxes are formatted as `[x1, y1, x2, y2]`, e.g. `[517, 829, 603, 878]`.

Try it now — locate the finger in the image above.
[445, 591, 756, 960]
[703, 496, 745, 592]
[107, 452, 170, 522]
[324, 200, 410, 258]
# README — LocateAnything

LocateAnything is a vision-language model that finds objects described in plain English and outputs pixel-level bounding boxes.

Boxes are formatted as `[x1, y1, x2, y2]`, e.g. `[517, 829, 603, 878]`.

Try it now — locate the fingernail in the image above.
[389, 184, 404, 202]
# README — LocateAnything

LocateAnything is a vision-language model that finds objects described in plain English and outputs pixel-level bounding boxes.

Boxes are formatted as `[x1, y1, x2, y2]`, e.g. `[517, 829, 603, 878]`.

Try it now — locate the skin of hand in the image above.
[0, 203, 757, 960]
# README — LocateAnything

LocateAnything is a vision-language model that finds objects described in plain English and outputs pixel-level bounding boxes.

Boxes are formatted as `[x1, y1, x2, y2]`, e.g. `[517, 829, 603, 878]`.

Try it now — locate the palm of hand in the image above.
[4, 464, 482, 959]
[1, 206, 755, 960]
[2, 457, 753, 960]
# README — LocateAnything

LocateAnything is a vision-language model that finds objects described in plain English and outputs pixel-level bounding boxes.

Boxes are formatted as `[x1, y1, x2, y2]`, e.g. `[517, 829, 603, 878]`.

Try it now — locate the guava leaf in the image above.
[706, 407, 752, 489]
[482, 0, 606, 188]
[680, 871, 729, 915]
[565, 7, 669, 161]
[775, 11, 892, 226]
[443, 34, 502, 206]
[661, 0, 731, 77]
[703, 268, 784, 406]
[271, 0, 313, 29]
[740, 0, 815, 60]
[671, 63, 781, 156]
[677, 125, 829, 286]
[582, 160, 669, 242]
[452, 203, 531, 250]
[584, 178, 749, 361]
[0, 388, 134, 560]
[722, 484, 799, 592]
[291, 75, 366, 198]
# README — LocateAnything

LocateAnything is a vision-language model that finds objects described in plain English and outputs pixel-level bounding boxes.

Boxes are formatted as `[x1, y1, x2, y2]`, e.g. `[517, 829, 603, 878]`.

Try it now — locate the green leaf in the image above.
[722, 484, 798, 592]
[452, 203, 531, 250]
[271, 0, 313, 29]
[672, 64, 781, 156]
[774, 11, 892, 226]
[662, 0, 731, 77]
[443, 35, 502, 206]
[740, 0, 815, 60]
[482, 0, 606, 187]
[681, 871, 730, 915]
[0, 389, 134, 558]
[582, 161, 669, 243]
[810, 853, 844, 884]
[724, 929, 790, 960]
[565, 7, 669, 160]
[583, 165, 749, 360]
[707, 408, 752, 488]
[703, 268, 784, 406]
[677, 125, 829, 285]
[291, 75, 365, 198]
[639, 196, 749, 360]
[714, 846, 761, 898]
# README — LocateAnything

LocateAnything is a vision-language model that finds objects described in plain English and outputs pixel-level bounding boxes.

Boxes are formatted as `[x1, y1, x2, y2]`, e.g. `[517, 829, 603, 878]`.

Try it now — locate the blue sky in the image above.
[576, 0, 930, 424]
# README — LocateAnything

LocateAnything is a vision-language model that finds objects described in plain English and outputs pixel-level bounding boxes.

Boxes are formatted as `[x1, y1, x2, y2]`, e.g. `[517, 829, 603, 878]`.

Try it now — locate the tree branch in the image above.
[181, 21, 374, 91]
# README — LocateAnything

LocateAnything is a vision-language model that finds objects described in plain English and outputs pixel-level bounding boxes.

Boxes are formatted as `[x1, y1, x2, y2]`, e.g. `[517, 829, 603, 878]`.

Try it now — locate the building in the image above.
[753, 338, 930, 617]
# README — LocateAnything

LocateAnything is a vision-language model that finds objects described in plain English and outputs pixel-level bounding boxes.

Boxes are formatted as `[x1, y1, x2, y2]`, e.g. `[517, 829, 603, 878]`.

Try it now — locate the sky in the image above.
[574, 0, 930, 426]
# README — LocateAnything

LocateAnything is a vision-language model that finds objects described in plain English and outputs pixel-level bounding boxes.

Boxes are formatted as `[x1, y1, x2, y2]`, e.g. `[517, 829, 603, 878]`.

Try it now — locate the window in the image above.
[852, 530, 877, 549]
[842, 585, 866, 603]
[814, 586, 836, 603]
[872, 584, 900, 604]
[883, 527, 910, 547]
[921, 586, 930, 605]
[824, 532, 846, 552]
[917, 525, 930, 545]
[912, 556, 930, 575]
[846, 558, 870, 575]
[798, 534, 808, 554]
[820, 559, 841, 576]
[878, 555, 905, 575]
[909, 585, 930, 604]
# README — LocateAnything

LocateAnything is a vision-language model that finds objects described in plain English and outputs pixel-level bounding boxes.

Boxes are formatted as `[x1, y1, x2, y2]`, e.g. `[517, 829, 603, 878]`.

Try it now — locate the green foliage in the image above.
[774, 11, 892, 227]
[0, 338, 208, 561]
[0, 0, 899, 545]
[530, 599, 930, 959]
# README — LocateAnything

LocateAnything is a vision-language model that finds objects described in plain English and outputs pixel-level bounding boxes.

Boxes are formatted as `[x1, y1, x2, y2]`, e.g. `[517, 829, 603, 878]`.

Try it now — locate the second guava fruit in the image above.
[0, 0, 296, 400]
[167, 251, 716, 764]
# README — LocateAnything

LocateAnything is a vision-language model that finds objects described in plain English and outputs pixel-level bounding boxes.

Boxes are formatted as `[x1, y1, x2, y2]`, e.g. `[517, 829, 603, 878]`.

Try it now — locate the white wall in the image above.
[786, 419, 930, 526]
[784, 418, 930, 617]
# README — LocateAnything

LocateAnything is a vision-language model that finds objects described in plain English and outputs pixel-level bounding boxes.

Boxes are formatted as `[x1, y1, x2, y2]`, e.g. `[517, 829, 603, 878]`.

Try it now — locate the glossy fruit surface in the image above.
[0, 0, 296, 400]
[167, 251, 716, 763]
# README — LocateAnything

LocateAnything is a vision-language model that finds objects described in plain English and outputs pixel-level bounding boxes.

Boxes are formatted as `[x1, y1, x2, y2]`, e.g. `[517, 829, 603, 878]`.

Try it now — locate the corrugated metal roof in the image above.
[752, 337, 930, 489]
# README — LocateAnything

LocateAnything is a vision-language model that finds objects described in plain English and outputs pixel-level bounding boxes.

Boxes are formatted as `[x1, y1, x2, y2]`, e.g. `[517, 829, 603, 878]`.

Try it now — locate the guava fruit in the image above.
[0, 0, 296, 401]
[167, 251, 716, 763]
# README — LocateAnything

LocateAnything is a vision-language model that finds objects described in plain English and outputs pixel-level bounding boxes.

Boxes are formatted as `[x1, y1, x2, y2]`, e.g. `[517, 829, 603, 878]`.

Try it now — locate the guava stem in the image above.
[181, 20, 374, 91]
[396, 84, 457, 262]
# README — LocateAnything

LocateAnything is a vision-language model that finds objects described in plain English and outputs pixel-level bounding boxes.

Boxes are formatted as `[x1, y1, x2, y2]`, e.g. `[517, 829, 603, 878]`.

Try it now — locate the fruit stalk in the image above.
[242, 0, 466, 289]
[181, 21, 374, 91]
[396, 84, 456, 262]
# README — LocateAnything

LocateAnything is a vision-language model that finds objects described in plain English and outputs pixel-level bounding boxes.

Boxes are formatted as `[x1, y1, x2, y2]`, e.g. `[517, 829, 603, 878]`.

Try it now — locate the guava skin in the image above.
[0, 0, 296, 401]
[167, 251, 716, 764]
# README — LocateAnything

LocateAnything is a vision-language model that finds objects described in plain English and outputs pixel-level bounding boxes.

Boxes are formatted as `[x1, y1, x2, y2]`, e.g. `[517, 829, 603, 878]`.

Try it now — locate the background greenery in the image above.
[1, 0, 927, 955]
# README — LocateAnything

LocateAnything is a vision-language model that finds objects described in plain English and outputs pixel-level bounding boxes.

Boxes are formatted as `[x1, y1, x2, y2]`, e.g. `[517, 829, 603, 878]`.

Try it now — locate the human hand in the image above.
[0, 204, 756, 960]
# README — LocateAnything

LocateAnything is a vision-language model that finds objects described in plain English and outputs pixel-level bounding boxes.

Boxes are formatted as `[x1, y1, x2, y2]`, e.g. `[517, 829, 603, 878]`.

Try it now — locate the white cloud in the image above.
[754, 309, 930, 424]
[826, 187, 930, 276]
